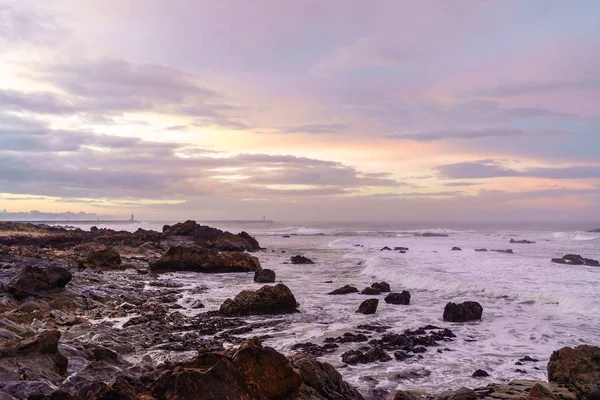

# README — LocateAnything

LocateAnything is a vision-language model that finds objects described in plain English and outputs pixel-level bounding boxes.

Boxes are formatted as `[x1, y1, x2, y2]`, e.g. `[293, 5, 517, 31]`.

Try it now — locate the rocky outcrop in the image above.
[254, 269, 276, 283]
[357, 299, 378, 314]
[150, 246, 261, 273]
[162, 220, 262, 251]
[7, 265, 72, 300]
[328, 285, 358, 295]
[219, 284, 299, 316]
[443, 301, 483, 322]
[548, 345, 600, 399]
[384, 291, 411, 305]
[86, 247, 122, 269]
[291, 255, 315, 265]
[551, 254, 599, 267]
[510, 239, 535, 244]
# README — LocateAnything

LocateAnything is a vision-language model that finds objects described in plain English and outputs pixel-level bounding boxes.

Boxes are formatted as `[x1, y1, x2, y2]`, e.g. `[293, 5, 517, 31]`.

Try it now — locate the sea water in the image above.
[66, 221, 600, 393]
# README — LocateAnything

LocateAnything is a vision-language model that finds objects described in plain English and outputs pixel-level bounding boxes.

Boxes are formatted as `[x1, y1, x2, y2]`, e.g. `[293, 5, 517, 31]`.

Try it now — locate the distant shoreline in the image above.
[2, 219, 275, 225]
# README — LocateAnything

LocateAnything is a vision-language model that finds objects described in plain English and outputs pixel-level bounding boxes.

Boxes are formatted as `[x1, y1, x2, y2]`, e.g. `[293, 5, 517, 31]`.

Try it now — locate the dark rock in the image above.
[491, 249, 513, 254]
[86, 247, 122, 268]
[371, 282, 390, 292]
[415, 232, 449, 237]
[519, 356, 539, 362]
[440, 387, 477, 400]
[341, 347, 391, 365]
[548, 344, 600, 399]
[525, 383, 558, 400]
[7, 265, 72, 300]
[380, 247, 392, 251]
[393, 351, 413, 361]
[328, 285, 359, 295]
[393, 247, 409, 251]
[386, 390, 419, 400]
[357, 299, 378, 314]
[290, 255, 315, 265]
[443, 301, 483, 322]
[254, 268, 276, 283]
[551, 254, 599, 267]
[384, 291, 410, 305]
[475, 248, 488, 252]
[451, 247, 462, 251]
[510, 239, 535, 244]
[329, 333, 369, 343]
[150, 246, 262, 273]
[361, 287, 380, 295]
[472, 369, 489, 377]
[291, 342, 339, 358]
[219, 283, 299, 316]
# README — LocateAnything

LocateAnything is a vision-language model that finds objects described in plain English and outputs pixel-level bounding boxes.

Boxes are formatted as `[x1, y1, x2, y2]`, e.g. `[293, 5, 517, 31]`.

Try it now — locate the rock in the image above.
[475, 248, 488, 252]
[414, 232, 449, 237]
[254, 269, 276, 283]
[384, 291, 410, 305]
[371, 282, 390, 292]
[289, 352, 364, 400]
[219, 283, 299, 316]
[341, 347, 391, 365]
[526, 383, 558, 400]
[439, 387, 477, 400]
[361, 287, 380, 295]
[393, 247, 409, 251]
[510, 239, 536, 244]
[589, 228, 600, 233]
[551, 254, 600, 267]
[190, 300, 205, 309]
[472, 369, 489, 377]
[443, 301, 483, 322]
[380, 247, 392, 251]
[7, 265, 72, 300]
[290, 255, 315, 265]
[86, 247, 122, 268]
[491, 249, 513, 254]
[548, 344, 600, 398]
[357, 299, 378, 314]
[451, 247, 462, 251]
[150, 246, 262, 273]
[328, 285, 359, 295]
[161, 220, 261, 251]
[386, 391, 419, 400]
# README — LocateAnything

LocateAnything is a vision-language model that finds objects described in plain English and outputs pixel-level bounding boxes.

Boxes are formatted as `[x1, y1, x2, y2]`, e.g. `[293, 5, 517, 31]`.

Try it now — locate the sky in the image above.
[0, 0, 599, 222]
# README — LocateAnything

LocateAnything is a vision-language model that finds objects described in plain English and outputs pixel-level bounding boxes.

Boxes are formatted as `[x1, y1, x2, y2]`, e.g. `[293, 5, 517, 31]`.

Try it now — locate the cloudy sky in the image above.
[1, 0, 599, 221]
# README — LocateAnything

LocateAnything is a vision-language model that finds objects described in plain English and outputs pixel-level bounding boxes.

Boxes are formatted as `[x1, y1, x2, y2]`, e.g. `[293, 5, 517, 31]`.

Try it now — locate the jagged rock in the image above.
[548, 345, 600, 399]
[161, 220, 261, 251]
[342, 347, 391, 365]
[150, 246, 261, 273]
[551, 254, 599, 267]
[380, 247, 392, 251]
[328, 285, 359, 295]
[393, 247, 409, 252]
[361, 287, 380, 295]
[7, 265, 72, 300]
[254, 269, 276, 283]
[371, 282, 390, 292]
[475, 248, 488, 252]
[510, 239, 536, 244]
[86, 247, 122, 268]
[291, 255, 315, 265]
[526, 383, 558, 400]
[219, 283, 299, 316]
[357, 299, 378, 314]
[384, 291, 411, 305]
[443, 301, 483, 322]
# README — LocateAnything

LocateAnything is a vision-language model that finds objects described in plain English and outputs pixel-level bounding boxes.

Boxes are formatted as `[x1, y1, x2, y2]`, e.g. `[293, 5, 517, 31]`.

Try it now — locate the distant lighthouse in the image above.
[131, 214, 134, 222]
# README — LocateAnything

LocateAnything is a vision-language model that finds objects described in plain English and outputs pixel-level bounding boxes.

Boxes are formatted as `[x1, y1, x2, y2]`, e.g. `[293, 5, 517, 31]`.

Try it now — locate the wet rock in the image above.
[219, 283, 299, 316]
[7, 265, 72, 300]
[341, 347, 391, 365]
[291, 342, 339, 358]
[391, 368, 431, 380]
[443, 301, 483, 322]
[371, 282, 390, 292]
[190, 300, 205, 309]
[393, 247, 409, 252]
[86, 248, 122, 269]
[386, 390, 419, 400]
[551, 254, 600, 267]
[475, 248, 488, 252]
[380, 247, 392, 251]
[510, 239, 536, 244]
[254, 268, 276, 283]
[393, 351, 413, 361]
[361, 287, 380, 295]
[290, 255, 315, 265]
[162, 220, 261, 251]
[357, 324, 390, 333]
[384, 291, 410, 305]
[548, 344, 600, 398]
[519, 356, 539, 362]
[526, 383, 558, 400]
[357, 299, 378, 314]
[327, 333, 369, 344]
[472, 369, 489, 377]
[150, 246, 262, 273]
[491, 249, 513, 254]
[439, 387, 477, 400]
[451, 247, 462, 251]
[328, 285, 359, 295]
[414, 232, 449, 237]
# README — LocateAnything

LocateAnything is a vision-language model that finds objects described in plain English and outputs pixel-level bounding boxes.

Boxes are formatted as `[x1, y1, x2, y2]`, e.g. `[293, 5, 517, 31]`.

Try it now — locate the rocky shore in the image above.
[0, 221, 598, 400]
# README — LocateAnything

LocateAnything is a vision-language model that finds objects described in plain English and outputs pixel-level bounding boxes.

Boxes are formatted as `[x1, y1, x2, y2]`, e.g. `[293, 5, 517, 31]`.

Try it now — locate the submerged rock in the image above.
[342, 347, 391, 365]
[150, 246, 261, 273]
[357, 299, 378, 314]
[219, 283, 299, 316]
[384, 291, 411, 305]
[451, 247, 462, 251]
[328, 285, 359, 295]
[254, 268, 276, 283]
[510, 239, 536, 244]
[551, 254, 599, 267]
[7, 265, 72, 300]
[290, 255, 315, 265]
[414, 232, 449, 237]
[491, 249, 513, 254]
[443, 301, 483, 322]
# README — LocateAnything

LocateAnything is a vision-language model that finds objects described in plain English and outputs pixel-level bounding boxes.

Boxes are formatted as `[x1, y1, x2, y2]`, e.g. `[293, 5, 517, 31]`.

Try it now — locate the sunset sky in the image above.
[1, 0, 599, 221]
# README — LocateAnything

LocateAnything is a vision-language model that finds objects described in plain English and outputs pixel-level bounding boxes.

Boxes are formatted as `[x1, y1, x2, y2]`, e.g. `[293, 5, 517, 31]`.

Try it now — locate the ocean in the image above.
[62, 220, 600, 393]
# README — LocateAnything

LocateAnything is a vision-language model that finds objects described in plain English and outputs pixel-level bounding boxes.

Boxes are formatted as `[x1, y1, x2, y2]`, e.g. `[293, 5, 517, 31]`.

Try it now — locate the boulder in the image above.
[443, 301, 483, 322]
[254, 269, 276, 283]
[360, 287, 380, 295]
[150, 246, 261, 273]
[357, 299, 378, 314]
[551, 254, 599, 267]
[7, 265, 72, 300]
[161, 220, 261, 251]
[548, 344, 600, 399]
[393, 247, 409, 251]
[291, 255, 315, 265]
[472, 369, 489, 377]
[219, 283, 299, 316]
[510, 239, 535, 244]
[341, 347, 391, 365]
[451, 247, 462, 251]
[328, 285, 359, 295]
[384, 291, 411, 305]
[371, 282, 391, 292]
[86, 247, 122, 268]
[525, 383, 558, 400]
